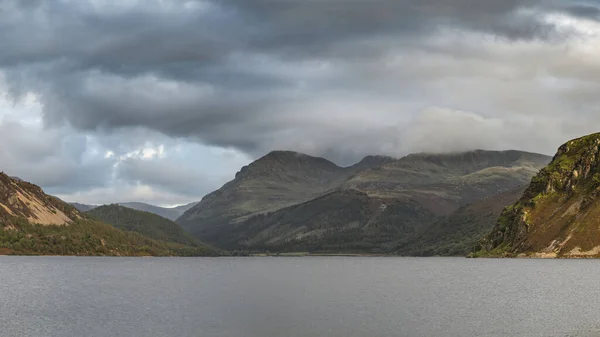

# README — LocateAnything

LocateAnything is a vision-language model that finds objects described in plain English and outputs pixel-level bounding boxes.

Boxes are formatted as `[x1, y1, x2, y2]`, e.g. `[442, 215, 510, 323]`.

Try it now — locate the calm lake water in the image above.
[1, 257, 600, 337]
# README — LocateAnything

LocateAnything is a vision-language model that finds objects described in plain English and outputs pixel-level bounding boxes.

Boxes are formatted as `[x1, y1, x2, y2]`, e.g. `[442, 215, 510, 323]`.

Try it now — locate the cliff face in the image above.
[474, 133, 600, 258]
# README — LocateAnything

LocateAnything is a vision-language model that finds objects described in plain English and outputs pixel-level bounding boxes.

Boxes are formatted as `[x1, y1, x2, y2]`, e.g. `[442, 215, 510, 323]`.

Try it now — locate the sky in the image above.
[1, 0, 600, 206]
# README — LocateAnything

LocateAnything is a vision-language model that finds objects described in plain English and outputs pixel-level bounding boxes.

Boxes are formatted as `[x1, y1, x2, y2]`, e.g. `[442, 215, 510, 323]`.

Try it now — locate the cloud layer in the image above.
[1, 0, 600, 204]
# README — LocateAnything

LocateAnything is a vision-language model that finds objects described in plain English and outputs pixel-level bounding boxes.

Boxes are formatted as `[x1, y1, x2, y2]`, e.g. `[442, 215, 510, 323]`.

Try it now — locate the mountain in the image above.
[86, 204, 201, 247]
[215, 189, 437, 252]
[474, 133, 600, 258]
[178, 150, 551, 253]
[117, 202, 197, 221]
[177, 151, 392, 243]
[71, 202, 97, 212]
[396, 186, 527, 256]
[71, 201, 199, 221]
[0, 173, 217, 256]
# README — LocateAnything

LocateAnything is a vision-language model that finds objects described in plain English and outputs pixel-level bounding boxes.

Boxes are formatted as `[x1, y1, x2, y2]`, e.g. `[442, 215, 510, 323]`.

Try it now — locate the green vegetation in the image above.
[474, 132, 600, 258]
[87, 204, 199, 246]
[0, 172, 221, 256]
[85, 204, 219, 256]
[0, 216, 218, 256]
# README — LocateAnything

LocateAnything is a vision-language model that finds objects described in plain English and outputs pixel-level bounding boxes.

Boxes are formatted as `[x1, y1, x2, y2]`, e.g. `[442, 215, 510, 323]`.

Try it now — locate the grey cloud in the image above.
[1, 0, 599, 173]
[117, 158, 214, 196]
[559, 2, 600, 20]
[0, 122, 114, 193]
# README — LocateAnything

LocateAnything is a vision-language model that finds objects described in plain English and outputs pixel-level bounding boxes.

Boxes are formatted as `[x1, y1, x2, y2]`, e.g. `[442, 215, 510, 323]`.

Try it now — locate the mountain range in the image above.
[176, 150, 551, 254]
[1, 146, 560, 257]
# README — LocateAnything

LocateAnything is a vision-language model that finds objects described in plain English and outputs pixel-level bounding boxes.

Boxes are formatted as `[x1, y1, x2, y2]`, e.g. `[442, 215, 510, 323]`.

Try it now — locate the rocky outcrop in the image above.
[474, 133, 600, 258]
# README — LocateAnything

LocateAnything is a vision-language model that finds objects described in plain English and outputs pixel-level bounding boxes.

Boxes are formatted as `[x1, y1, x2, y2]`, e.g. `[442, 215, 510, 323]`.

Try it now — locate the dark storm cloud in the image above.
[0, 0, 571, 159]
[225, 0, 558, 54]
[2, 0, 600, 203]
[558, 2, 600, 20]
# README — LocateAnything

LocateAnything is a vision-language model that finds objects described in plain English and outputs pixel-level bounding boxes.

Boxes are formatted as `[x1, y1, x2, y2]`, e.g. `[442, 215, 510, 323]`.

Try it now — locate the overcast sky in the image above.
[1, 0, 600, 206]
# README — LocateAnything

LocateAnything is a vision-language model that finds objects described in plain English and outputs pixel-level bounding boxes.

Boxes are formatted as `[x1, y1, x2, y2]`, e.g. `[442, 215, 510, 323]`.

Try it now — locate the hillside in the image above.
[342, 150, 550, 213]
[216, 189, 436, 252]
[86, 204, 200, 247]
[0, 173, 217, 256]
[178, 150, 550, 252]
[474, 133, 600, 258]
[72, 202, 198, 221]
[396, 186, 526, 256]
[177, 151, 392, 242]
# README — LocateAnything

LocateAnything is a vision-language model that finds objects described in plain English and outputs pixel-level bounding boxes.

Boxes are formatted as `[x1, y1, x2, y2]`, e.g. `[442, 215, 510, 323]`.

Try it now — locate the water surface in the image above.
[1, 256, 599, 337]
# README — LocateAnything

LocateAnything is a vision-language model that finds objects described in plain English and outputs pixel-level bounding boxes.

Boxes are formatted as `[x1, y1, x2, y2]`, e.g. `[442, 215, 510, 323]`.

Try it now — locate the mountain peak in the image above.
[234, 150, 342, 179]
[353, 155, 395, 169]
[259, 150, 338, 165]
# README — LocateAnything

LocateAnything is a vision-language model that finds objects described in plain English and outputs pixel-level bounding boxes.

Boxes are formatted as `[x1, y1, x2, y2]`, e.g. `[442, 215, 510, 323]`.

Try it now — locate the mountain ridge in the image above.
[177, 149, 551, 252]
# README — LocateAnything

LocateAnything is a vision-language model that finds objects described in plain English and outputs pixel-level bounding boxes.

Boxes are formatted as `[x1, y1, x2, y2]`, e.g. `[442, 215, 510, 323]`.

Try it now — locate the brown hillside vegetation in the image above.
[474, 133, 600, 258]
[0, 173, 219, 256]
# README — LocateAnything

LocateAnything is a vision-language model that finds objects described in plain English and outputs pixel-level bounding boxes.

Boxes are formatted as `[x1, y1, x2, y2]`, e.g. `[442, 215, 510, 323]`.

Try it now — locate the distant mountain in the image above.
[178, 150, 551, 253]
[474, 133, 600, 258]
[71, 201, 199, 221]
[117, 202, 190, 221]
[0, 173, 211, 256]
[71, 202, 97, 212]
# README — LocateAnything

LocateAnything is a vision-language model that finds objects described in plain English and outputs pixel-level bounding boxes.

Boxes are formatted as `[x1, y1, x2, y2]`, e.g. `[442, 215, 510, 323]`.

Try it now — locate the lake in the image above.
[1, 256, 599, 337]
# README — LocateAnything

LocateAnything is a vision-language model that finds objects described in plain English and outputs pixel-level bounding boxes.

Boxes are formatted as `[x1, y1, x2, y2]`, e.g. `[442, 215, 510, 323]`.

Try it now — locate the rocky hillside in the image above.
[0, 173, 81, 226]
[474, 133, 600, 258]
[178, 150, 550, 253]
[0, 173, 218, 256]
